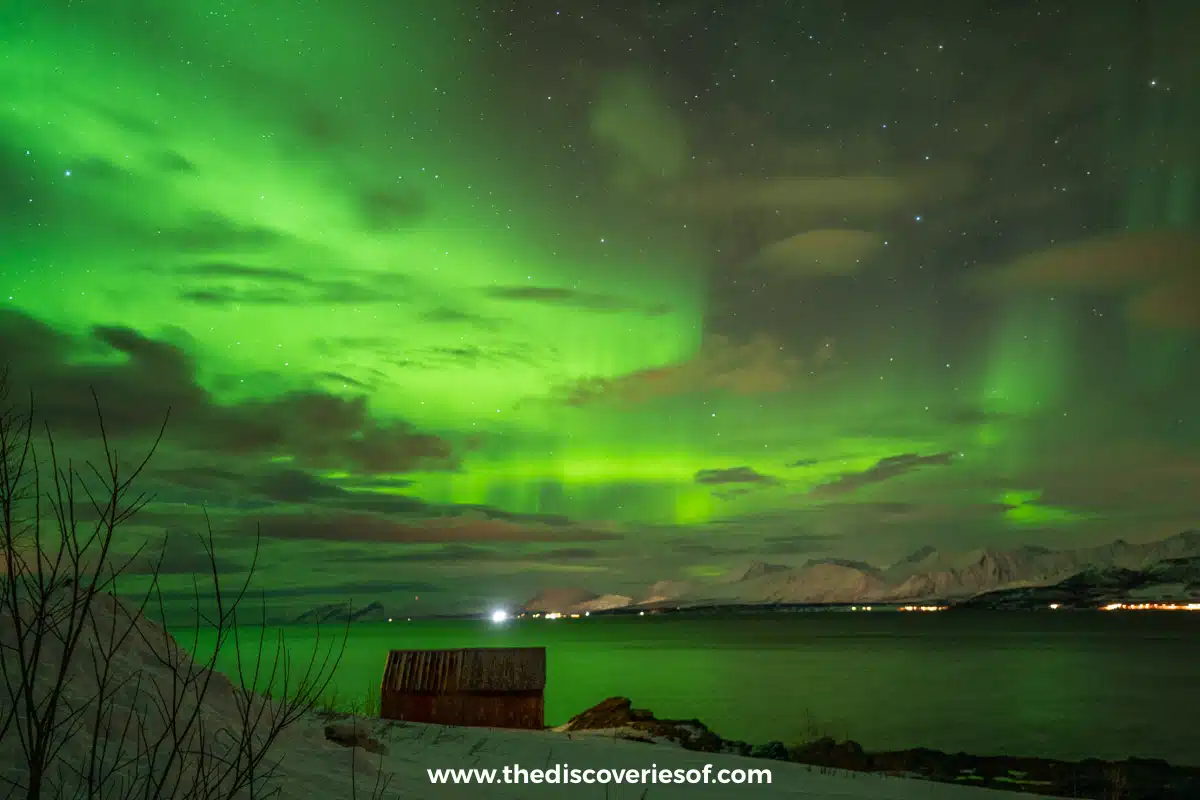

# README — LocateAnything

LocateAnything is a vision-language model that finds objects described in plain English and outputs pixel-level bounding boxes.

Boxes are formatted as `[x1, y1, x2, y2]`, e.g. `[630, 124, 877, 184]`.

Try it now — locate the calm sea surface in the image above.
[185, 612, 1200, 766]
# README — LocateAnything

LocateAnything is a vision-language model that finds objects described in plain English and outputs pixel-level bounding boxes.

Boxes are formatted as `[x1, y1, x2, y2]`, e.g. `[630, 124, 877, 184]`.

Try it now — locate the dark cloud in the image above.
[484, 285, 669, 316]
[419, 307, 503, 330]
[787, 458, 819, 468]
[153, 463, 597, 523]
[151, 150, 196, 173]
[156, 464, 430, 514]
[157, 212, 287, 250]
[152, 465, 247, 492]
[317, 371, 372, 390]
[70, 157, 129, 183]
[310, 336, 537, 374]
[974, 231, 1198, 291]
[541, 547, 602, 561]
[311, 335, 398, 357]
[356, 186, 427, 231]
[667, 529, 833, 558]
[329, 543, 601, 565]
[253, 469, 347, 504]
[337, 476, 416, 491]
[178, 283, 392, 307]
[179, 289, 271, 306]
[390, 344, 542, 370]
[180, 262, 313, 285]
[665, 540, 751, 557]
[936, 407, 1013, 427]
[0, 309, 457, 475]
[296, 105, 344, 146]
[447, 506, 577, 528]
[236, 580, 442, 600]
[558, 334, 833, 406]
[84, 99, 162, 137]
[121, 533, 244, 576]
[971, 231, 1200, 329]
[811, 452, 956, 498]
[761, 533, 837, 555]
[694, 466, 780, 486]
[750, 229, 886, 277]
[853, 501, 920, 515]
[1130, 273, 1200, 330]
[175, 263, 411, 307]
[253, 512, 623, 544]
[332, 544, 501, 564]
[309, 340, 538, 372]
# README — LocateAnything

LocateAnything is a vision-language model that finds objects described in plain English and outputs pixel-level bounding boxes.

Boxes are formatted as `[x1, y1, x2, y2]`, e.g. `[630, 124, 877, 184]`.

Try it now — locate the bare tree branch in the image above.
[0, 368, 352, 800]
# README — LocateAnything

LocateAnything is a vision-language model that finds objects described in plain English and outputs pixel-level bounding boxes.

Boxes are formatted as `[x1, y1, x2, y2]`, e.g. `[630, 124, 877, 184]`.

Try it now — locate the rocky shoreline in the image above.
[560, 698, 1200, 800]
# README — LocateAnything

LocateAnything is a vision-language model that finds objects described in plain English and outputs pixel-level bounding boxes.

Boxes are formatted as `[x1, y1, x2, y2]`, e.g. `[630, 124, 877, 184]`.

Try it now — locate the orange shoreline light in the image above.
[1101, 602, 1200, 611]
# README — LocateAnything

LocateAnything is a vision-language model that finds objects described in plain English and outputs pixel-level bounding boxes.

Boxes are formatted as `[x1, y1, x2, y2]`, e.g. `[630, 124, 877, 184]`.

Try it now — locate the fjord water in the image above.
[189, 612, 1200, 766]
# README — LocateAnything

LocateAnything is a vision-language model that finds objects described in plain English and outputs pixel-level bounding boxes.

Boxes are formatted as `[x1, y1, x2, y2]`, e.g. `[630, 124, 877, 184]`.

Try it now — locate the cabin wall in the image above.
[381, 690, 544, 730]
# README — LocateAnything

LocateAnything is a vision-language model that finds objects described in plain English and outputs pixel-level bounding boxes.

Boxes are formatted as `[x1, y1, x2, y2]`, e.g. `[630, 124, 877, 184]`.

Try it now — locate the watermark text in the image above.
[428, 763, 772, 786]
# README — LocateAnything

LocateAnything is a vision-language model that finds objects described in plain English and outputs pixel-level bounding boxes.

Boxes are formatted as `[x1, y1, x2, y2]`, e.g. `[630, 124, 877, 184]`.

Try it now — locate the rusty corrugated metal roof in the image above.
[383, 648, 546, 693]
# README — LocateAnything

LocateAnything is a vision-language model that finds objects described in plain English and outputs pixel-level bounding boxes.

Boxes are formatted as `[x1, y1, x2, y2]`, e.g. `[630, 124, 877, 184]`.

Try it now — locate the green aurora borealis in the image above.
[2, 0, 1198, 613]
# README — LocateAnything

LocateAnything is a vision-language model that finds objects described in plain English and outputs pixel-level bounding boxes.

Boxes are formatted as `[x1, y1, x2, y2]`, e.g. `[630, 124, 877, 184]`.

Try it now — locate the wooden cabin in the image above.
[380, 647, 546, 730]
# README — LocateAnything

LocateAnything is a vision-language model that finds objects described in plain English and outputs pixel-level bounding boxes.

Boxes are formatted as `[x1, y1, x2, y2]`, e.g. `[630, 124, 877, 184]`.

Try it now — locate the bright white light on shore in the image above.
[490, 610, 509, 624]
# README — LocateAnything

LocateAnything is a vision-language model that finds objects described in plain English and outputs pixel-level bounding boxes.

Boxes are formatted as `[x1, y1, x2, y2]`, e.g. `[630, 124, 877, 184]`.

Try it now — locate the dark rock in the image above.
[791, 737, 870, 771]
[561, 696, 640, 729]
[723, 740, 753, 757]
[561, 697, 726, 752]
[750, 741, 789, 761]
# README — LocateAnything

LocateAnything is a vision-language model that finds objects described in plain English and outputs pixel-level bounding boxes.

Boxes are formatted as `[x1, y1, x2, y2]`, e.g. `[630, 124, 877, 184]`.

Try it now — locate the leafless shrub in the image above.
[0, 368, 348, 799]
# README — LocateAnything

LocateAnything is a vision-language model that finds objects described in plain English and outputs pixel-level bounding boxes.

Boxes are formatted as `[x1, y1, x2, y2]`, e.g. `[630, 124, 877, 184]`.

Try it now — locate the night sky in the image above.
[2, 0, 1198, 616]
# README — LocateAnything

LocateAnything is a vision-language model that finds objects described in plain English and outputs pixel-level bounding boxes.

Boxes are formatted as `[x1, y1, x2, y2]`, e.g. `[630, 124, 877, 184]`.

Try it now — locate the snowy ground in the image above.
[275, 714, 1054, 799]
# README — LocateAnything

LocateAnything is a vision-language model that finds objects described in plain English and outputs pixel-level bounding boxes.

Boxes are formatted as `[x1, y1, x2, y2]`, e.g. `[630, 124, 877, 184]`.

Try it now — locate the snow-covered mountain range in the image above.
[522, 530, 1200, 613]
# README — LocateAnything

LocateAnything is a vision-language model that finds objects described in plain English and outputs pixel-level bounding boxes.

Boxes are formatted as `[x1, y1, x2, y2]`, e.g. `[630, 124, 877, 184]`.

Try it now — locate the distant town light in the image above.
[1102, 602, 1199, 612]
[490, 609, 510, 624]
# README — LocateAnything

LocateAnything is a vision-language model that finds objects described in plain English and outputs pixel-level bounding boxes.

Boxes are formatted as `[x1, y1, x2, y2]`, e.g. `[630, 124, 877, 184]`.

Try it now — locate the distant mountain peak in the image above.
[732, 561, 792, 582]
[523, 587, 599, 613]
[893, 545, 937, 567]
[293, 600, 386, 625]
[803, 558, 881, 576]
